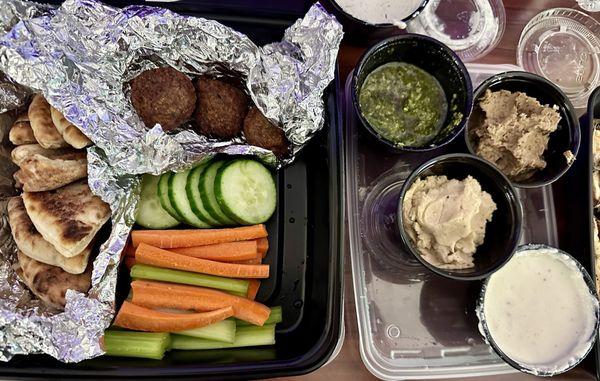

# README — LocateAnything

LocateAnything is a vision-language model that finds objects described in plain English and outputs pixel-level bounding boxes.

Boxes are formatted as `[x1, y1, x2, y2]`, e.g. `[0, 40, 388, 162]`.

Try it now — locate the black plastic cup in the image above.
[465, 71, 581, 188]
[477, 244, 600, 376]
[397, 153, 522, 280]
[320, 0, 429, 45]
[351, 34, 473, 153]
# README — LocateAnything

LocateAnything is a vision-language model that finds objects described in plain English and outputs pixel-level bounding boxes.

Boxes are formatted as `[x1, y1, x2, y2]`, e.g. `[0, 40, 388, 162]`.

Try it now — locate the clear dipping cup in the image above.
[517, 8, 600, 109]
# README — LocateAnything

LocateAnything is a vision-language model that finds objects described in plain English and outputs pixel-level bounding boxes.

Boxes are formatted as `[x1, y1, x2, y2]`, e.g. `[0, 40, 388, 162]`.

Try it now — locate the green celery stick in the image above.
[171, 324, 275, 350]
[103, 330, 170, 360]
[130, 264, 248, 294]
[176, 319, 236, 343]
[236, 306, 282, 326]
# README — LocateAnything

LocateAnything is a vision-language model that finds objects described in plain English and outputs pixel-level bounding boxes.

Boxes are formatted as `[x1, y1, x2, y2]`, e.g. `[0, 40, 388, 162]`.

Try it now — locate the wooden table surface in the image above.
[278, 1, 600, 380]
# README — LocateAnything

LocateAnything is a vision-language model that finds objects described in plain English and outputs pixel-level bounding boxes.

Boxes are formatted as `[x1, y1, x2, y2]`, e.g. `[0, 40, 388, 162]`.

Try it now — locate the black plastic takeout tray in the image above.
[0, 1, 344, 379]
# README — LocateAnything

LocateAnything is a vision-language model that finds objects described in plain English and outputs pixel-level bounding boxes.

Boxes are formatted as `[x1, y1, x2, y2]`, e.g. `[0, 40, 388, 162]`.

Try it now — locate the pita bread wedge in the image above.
[28, 94, 68, 149]
[50, 107, 92, 149]
[8, 197, 91, 274]
[11, 144, 87, 192]
[17, 250, 91, 309]
[9, 113, 36, 145]
[22, 180, 110, 257]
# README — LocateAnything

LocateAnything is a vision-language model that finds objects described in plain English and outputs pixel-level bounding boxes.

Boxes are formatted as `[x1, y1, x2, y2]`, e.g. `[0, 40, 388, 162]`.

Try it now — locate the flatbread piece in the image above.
[9, 113, 36, 145]
[22, 179, 110, 257]
[50, 107, 92, 149]
[17, 250, 91, 309]
[8, 197, 91, 274]
[11, 144, 87, 192]
[28, 94, 68, 149]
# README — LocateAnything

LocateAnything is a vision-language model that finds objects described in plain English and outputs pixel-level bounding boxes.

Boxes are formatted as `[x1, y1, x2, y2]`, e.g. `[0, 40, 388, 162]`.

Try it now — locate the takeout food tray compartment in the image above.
[345, 64, 597, 379]
[0, 1, 343, 379]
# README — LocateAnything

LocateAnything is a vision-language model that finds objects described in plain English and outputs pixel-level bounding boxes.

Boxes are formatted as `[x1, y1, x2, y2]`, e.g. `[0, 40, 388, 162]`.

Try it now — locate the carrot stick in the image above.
[257, 238, 269, 258]
[233, 258, 262, 265]
[246, 280, 261, 300]
[136, 243, 269, 279]
[170, 240, 258, 262]
[113, 301, 233, 332]
[131, 225, 268, 249]
[131, 280, 271, 326]
[123, 257, 136, 270]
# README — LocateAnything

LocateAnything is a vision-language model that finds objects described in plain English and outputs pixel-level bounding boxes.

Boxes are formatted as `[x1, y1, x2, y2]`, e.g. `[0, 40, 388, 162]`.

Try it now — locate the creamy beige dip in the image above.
[483, 247, 598, 373]
[402, 175, 496, 269]
[472, 90, 561, 182]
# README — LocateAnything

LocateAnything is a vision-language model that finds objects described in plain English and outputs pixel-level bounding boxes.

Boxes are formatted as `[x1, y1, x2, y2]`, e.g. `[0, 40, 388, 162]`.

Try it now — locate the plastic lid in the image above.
[406, 0, 506, 62]
[577, 0, 600, 13]
[517, 8, 600, 109]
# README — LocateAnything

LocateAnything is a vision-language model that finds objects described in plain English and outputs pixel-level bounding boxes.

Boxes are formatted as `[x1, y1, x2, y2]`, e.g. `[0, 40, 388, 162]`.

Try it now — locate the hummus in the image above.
[402, 175, 496, 269]
[472, 90, 561, 182]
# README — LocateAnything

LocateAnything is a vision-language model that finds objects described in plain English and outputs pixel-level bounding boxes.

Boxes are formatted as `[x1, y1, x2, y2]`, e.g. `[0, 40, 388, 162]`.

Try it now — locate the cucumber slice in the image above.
[135, 174, 179, 229]
[199, 160, 236, 225]
[186, 162, 221, 226]
[168, 169, 212, 228]
[158, 173, 183, 221]
[215, 159, 277, 225]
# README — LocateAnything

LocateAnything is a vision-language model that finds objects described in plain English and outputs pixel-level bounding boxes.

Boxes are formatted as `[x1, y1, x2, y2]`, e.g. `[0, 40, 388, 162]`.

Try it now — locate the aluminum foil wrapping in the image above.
[0, 0, 342, 173]
[0, 0, 342, 363]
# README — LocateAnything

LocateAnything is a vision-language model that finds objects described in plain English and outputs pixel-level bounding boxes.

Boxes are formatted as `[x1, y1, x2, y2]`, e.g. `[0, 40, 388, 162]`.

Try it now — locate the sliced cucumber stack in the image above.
[215, 159, 277, 225]
[186, 162, 222, 226]
[199, 160, 236, 226]
[135, 174, 180, 229]
[168, 170, 211, 228]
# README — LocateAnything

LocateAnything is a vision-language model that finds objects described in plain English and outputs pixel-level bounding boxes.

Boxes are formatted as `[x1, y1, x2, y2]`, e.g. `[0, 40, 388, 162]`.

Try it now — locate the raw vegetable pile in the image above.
[104, 158, 280, 360]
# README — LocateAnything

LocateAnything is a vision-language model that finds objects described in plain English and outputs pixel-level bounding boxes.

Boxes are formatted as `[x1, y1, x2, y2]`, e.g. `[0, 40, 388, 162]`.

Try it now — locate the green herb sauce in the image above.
[358, 62, 448, 147]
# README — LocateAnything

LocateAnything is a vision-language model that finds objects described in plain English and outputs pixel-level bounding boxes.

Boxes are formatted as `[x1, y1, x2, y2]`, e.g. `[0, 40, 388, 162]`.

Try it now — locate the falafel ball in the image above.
[194, 76, 248, 139]
[243, 106, 290, 158]
[130, 67, 196, 131]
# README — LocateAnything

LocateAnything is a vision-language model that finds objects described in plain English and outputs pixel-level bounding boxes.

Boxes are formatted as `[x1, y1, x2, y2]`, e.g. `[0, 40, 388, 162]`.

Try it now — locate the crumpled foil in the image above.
[0, 0, 342, 173]
[0, 0, 342, 363]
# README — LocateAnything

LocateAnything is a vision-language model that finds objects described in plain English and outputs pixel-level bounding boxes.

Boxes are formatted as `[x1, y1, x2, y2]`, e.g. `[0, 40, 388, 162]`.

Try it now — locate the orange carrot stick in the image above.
[113, 301, 233, 332]
[233, 258, 262, 265]
[246, 280, 261, 300]
[257, 238, 269, 258]
[170, 240, 258, 262]
[135, 243, 269, 279]
[131, 225, 268, 248]
[131, 280, 270, 326]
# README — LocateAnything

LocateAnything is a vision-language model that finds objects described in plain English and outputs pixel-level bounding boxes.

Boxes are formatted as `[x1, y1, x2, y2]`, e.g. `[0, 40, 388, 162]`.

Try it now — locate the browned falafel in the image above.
[130, 67, 196, 132]
[243, 106, 290, 158]
[194, 76, 248, 139]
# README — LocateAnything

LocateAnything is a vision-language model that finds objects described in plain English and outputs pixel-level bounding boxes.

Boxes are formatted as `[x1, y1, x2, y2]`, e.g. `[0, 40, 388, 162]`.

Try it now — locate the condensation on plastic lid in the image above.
[517, 8, 600, 109]
[407, 0, 506, 62]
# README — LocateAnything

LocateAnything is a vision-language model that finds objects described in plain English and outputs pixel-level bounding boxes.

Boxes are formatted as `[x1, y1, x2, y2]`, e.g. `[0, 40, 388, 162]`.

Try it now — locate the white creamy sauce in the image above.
[335, 0, 423, 25]
[483, 247, 598, 373]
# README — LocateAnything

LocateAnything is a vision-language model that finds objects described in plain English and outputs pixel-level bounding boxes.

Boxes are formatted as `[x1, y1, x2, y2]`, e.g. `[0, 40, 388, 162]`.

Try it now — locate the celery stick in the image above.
[103, 330, 170, 360]
[130, 264, 248, 294]
[171, 324, 275, 350]
[176, 319, 236, 343]
[237, 306, 282, 326]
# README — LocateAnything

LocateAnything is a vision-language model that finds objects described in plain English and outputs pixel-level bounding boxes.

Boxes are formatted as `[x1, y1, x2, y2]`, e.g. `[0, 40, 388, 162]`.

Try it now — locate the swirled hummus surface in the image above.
[402, 175, 496, 269]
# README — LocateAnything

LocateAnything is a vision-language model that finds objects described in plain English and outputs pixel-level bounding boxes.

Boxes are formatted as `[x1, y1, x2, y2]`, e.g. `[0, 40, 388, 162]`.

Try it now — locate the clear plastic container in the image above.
[407, 0, 506, 62]
[517, 8, 600, 109]
[345, 63, 559, 380]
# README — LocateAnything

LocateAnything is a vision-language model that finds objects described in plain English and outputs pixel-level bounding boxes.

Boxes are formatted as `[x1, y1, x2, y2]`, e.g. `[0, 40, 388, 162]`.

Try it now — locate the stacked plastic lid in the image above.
[517, 8, 600, 108]
[407, 0, 506, 62]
